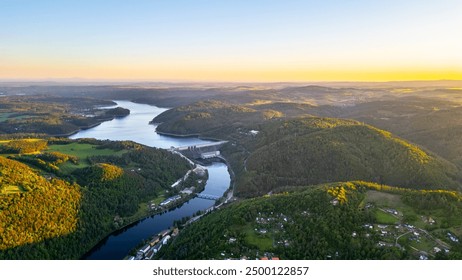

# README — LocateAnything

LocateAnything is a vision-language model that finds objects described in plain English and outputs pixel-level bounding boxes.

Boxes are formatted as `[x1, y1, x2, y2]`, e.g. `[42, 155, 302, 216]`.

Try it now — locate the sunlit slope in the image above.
[241, 117, 461, 196]
[0, 157, 81, 250]
[152, 100, 343, 136]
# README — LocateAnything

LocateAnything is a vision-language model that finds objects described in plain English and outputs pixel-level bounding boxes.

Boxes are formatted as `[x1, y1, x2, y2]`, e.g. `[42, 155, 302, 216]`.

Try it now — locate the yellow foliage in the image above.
[97, 163, 124, 182]
[0, 157, 81, 250]
[327, 186, 348, 204]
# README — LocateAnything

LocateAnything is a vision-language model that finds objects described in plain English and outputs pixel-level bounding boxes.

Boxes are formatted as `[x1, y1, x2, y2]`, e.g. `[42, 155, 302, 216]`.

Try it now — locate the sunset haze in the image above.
[1, 0, 461, 82]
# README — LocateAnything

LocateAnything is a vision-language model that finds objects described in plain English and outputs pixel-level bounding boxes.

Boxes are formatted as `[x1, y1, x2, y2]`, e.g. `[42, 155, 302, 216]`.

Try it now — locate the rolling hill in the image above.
[238, 117, 461, 196]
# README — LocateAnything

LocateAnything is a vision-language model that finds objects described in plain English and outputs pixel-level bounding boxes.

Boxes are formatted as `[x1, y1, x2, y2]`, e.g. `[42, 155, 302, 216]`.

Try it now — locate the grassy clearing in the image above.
[409, 234, 435, 253]
[50, 143, 125, 162]
[0, 113, 13, 122]
[375, 210, 399, 224]
[48, 143, 126, 159]
[365, 190, 403, 207]
[47, 143, 127, 173]
[1, 185, 26, 194]
[242, 224, 274, 251]
[0, 113, 32, 122]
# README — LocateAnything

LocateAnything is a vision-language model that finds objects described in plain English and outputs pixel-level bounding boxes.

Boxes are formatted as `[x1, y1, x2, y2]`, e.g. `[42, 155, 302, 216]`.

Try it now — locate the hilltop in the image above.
[236, 117, 461, 196]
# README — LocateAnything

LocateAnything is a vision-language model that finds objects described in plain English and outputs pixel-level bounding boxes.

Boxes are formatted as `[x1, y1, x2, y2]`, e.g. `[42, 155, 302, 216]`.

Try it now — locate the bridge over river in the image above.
[196, 193, 221, 200]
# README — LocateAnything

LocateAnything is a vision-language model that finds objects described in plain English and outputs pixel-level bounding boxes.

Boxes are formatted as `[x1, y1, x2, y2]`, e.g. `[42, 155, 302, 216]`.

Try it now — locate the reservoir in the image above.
[71, 101, 231, 260]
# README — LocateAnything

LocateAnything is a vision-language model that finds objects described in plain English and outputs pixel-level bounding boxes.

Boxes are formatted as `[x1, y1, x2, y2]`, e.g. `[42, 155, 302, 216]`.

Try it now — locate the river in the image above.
[70, 101, 231, 260]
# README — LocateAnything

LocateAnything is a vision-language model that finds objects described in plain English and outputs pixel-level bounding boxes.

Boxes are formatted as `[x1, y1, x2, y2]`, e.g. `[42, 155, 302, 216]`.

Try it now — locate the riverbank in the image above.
[123, 156, 237, 260]
[68, 100, 232, 260]
[81, 163, 208, 259]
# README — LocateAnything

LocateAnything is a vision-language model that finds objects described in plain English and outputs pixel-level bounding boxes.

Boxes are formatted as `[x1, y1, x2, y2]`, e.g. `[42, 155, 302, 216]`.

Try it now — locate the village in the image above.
[202, 198, 461, 260]
[360, 204, 458, 260]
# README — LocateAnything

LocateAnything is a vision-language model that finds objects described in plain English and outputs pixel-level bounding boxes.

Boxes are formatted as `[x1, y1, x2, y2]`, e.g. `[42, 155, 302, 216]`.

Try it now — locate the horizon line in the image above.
[1, 78, 462, 84]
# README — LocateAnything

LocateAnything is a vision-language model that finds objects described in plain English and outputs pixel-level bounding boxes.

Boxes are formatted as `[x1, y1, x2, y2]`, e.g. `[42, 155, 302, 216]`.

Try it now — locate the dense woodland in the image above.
[159, 181, 462, 260]
[0, 138, 190, 259]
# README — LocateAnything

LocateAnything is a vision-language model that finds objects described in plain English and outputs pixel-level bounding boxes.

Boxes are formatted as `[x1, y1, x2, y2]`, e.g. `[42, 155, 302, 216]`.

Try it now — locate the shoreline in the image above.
[76, 101, 235, 259]
[154, 129, 223, 142]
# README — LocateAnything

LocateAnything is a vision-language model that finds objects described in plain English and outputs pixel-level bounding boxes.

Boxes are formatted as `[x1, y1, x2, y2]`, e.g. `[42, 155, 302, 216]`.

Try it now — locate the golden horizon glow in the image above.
[1, 63, 461, 82]
[1, 1, 461, 83]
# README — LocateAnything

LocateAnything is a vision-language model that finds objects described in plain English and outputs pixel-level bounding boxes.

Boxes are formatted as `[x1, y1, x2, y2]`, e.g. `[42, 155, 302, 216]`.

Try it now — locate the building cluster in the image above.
[127, 228, 179, 260]
[159, 195, 182, 207]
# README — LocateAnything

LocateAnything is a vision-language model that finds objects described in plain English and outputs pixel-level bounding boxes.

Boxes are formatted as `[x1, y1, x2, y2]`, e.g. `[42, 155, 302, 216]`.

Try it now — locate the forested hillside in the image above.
[158, 181, 462, 260]
[239, 117, 461, 196]
[0, 138, 190, 259]
[0, 157, 80, 250]
[151, 99, 461, 197]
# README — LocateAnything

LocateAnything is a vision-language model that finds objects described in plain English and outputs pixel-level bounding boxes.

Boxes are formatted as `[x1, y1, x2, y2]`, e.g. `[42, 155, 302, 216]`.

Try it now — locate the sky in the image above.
[1, 0, 461, 82]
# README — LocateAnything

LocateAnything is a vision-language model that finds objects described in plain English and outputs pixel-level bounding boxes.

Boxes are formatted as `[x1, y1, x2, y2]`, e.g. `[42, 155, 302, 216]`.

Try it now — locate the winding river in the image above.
[70, 101, 231, 260]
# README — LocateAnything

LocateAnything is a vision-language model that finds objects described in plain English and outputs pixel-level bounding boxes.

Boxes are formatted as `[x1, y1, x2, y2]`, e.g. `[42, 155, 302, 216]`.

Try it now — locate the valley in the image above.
[2, 82, 462, 259]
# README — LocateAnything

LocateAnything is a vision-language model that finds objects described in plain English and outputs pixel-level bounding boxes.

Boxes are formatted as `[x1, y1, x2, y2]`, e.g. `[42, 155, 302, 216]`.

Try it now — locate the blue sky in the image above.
[1, 0, 461, 81]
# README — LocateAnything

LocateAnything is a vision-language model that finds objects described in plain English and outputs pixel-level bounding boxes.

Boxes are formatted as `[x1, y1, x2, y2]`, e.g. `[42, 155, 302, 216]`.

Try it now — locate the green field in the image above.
[242, 224, 274, 251]
[375, 210, 400, 224]
[47, 143, 128, 173]
[0, 112, 33, 122]
[1, 184, 26, 194]
[365, 191, 403, 207]
[48, 143, 125, 158]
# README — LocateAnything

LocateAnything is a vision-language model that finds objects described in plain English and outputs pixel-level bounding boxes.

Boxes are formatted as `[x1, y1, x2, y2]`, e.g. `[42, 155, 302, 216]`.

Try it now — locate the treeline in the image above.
[0, 139, 48, 153]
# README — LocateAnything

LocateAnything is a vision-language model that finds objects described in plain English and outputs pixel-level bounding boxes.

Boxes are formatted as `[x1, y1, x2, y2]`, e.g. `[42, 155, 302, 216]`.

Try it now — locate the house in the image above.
[161, 235, 171, 245]
[419, 254, 428, 260]
[138, 244, 151, 257]
[145, 249, 155, 260]
[447, 232, 459, 242]
[152, 242, 163, 253]
[149, 236, 160, 246]
[159, 229, 170, 237]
